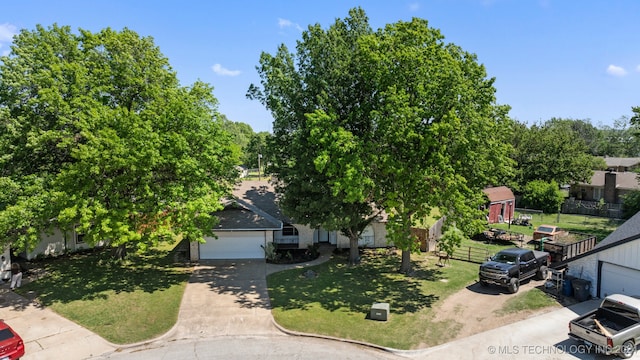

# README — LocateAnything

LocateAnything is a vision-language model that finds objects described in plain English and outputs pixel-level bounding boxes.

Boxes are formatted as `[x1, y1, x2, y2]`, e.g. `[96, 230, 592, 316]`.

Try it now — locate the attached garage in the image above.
[566, 210, 640, 299]
[200, 231, 267, 259]
[600, 262, 640, 298]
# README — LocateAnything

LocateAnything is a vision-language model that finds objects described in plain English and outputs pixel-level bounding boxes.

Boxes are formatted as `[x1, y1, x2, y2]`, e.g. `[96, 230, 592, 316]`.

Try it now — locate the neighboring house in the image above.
[20, 228, 105, 260]
[190, 180, 390, 260]
[569, 171, 639, 203]
[483, 186, 515, 224]
[600, 156, 640, 172]
[565, 170, 639, 218]
[564, 210, 640, 299]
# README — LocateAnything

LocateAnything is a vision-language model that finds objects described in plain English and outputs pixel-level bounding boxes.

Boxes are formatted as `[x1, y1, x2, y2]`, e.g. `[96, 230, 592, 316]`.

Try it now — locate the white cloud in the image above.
[278, 18, 303, 32]
[0, 23, 17, 42]
[211, 63, 241, 77]
[409, 2, 421, 12]
[606, 64, 627, 77]
[278, 18, 292, 28]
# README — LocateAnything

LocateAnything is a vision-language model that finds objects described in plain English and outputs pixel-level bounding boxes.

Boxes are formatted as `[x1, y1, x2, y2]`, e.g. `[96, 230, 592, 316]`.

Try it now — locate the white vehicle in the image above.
[1, 245, 11, 282]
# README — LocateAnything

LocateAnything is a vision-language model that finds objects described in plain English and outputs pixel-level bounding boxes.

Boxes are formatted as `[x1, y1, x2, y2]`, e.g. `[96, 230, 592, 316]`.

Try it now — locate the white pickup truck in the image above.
[568, 294, 640, 358]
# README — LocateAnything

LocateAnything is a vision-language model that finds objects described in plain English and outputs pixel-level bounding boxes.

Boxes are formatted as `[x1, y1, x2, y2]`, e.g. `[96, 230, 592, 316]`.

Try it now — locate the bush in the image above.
[622, 190, 640, 219]
[438, 227, 464, 257]
[521, 180, 564, 214]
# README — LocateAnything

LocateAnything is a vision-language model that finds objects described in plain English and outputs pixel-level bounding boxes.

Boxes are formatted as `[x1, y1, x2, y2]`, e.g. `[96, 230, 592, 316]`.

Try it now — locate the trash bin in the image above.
[562, 275, 575, 297]
[572, 279, 591, 302]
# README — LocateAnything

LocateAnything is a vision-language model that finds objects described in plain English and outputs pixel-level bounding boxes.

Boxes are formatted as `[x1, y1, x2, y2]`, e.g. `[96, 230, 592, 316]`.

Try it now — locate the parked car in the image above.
[0, 319, 25, 360]
[478, 247, 550, 293]
[569, 294, 640, 359]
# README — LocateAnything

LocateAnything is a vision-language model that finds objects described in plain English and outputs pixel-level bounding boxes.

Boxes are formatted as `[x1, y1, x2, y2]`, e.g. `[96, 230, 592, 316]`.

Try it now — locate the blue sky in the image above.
[1, 1, 639, 133]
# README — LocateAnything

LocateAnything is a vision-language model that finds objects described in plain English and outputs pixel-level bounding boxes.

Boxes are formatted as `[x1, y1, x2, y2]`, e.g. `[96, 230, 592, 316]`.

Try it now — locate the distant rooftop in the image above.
[600, 157, 640, 169]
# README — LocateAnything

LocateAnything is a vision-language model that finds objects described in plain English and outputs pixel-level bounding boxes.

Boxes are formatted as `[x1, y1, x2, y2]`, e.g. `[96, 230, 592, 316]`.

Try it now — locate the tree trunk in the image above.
[399, 249, 411, 274]
[348, 236, 360, 266]
[112, 244, 127, 260]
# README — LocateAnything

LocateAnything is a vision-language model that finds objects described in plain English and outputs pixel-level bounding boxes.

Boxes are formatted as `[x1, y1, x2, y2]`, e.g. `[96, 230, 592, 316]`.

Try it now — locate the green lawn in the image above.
[269, 249, 485, 349]
[489, 212, 622, 241]
[494, 288, 558, 316]
[17, 244, 190, 344]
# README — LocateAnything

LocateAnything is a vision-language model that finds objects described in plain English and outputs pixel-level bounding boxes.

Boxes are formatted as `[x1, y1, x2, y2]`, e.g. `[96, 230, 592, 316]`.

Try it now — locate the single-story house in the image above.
[17, 180, 389, 261]
[599, 156, 640, 173]
[190, 180, 390, 260]
[569, 170, 639, 204]
[20, 228, 106, 260]
[565, 210, 640, 299]
[483, 186, 515, 224]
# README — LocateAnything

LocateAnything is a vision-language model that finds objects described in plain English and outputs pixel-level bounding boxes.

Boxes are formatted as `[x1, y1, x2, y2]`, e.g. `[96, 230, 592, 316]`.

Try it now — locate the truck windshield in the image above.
[493, 253, 517, 264]
[602, 301, 640, 321]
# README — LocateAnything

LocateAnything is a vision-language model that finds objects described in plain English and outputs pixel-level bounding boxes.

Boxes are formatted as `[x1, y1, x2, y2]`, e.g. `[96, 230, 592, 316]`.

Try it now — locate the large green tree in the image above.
[250, 8, 513, 270]
[512, 119, 596, 189]
[359, 18, 513, 273]
[0, 25, 239, 255]
[249, 8, 380, 265]
[243, 131, 270, 168]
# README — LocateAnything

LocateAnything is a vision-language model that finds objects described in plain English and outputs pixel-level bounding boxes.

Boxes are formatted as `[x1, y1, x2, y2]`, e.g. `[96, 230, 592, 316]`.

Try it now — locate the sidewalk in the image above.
[0, 284, 116, 360]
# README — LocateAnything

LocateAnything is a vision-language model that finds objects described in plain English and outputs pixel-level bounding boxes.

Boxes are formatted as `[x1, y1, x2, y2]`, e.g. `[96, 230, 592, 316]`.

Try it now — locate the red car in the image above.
[0, 320, 24, 360]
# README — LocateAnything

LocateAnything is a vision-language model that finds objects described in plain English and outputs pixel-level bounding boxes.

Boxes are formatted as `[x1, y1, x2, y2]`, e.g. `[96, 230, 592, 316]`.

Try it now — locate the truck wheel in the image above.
[536, 266, 548, 280]
[618, 339, 635, 359]
[508, 278, 519, 293]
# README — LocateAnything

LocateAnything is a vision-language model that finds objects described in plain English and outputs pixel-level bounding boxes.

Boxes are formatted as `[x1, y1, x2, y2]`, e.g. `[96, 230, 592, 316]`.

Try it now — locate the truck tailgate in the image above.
[570, 319, 608, 347]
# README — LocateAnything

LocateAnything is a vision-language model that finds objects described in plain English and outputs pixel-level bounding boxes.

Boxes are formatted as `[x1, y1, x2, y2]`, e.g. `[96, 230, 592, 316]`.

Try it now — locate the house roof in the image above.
[600, 157, 640, 168]
[579, 171, 640, 190]
[226, 180, 387, 228]
[214, 201, 282, 231]
[232, 180, 292, 223]
[561, 210, 640, 267]
[594, 210, 640, 249]
[483, 186, 515, 203]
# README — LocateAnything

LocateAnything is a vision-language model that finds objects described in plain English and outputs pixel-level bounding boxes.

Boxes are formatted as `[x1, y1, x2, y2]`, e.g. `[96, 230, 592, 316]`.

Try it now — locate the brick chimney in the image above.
[604, 171, 617, 203]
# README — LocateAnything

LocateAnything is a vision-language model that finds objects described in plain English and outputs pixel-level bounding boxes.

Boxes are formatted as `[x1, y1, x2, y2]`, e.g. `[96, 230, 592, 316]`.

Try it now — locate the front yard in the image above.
[267, 248, 558, 349]
[15, 245, 190, 344]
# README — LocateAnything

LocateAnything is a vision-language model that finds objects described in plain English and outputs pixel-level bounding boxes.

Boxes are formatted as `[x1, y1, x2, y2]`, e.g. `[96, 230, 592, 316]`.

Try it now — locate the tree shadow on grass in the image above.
[191, 259, 272, 310]
[268, 250, 442, 315]
[19, 244, 191, 307]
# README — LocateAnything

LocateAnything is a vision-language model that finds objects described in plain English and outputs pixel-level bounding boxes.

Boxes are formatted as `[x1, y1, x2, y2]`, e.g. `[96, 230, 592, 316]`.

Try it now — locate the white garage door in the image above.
[200, 231, 266, 259]
[600, 262, 640, 297]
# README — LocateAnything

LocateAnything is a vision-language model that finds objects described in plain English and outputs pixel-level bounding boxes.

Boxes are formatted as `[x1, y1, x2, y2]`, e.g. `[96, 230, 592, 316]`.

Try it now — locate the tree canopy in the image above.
[511, 119, 597, 189]
[249, 8, 513, 270]
[249, 8, 380, 265]
[0, 24, 239, 254]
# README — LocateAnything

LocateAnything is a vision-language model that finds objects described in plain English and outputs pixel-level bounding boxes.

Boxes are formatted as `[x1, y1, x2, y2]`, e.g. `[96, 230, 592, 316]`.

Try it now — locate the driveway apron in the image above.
[169, 259, 281, 340]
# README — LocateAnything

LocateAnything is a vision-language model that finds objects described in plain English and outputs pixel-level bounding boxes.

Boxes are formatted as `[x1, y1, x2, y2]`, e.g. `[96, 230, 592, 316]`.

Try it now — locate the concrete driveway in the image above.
[167, 259, 280, 340]
[400, 298, 633, 360]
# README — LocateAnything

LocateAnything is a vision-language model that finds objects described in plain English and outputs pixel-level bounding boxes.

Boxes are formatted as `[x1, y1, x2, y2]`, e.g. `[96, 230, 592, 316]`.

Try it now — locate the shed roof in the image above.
[483, 186, 515, 203]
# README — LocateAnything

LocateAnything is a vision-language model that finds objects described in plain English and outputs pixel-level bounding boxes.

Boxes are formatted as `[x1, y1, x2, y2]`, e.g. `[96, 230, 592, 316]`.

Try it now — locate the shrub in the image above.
[261, 242, 280, 262]
[521, 180, 564, 214]
[438, 226, 464, 257]
[622, 190, 640, 219]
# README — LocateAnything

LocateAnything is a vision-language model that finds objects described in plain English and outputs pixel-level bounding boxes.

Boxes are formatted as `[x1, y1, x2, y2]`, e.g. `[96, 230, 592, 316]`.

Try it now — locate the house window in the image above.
[282, 225, 299, 236]
[75, 229, 85, 244]
[594, 188, 603, 201]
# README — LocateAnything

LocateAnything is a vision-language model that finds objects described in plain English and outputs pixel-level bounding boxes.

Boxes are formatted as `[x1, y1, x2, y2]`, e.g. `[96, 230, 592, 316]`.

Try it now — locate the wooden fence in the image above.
[413, 216, 445, 253]
[449, 246, 490, 264]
